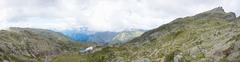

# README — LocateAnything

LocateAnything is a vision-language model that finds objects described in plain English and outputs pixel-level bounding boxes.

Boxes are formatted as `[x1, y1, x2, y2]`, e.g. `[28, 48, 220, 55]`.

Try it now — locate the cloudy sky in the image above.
[0, 0, 239, 32]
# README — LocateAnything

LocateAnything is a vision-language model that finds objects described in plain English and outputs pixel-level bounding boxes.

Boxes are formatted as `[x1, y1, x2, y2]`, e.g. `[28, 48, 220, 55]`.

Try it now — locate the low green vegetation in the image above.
[82, 7, 240, 62]
[51, 52, 86, 62]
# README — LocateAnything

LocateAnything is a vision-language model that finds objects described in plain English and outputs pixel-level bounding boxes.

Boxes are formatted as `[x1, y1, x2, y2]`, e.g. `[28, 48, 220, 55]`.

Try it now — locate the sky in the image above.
[0, 0, 239, 32]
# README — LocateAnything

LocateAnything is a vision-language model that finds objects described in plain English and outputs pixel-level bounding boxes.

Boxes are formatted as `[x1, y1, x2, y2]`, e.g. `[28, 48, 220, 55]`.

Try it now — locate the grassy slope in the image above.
[0, 28, 86, 62]
[51, 52, 87, 62]
[84, 8, 240, 62]
[51, 7, 240, 62]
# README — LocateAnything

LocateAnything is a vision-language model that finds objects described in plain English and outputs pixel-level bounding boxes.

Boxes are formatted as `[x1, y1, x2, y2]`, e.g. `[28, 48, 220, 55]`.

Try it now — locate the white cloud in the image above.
[0, 0, 239, 32]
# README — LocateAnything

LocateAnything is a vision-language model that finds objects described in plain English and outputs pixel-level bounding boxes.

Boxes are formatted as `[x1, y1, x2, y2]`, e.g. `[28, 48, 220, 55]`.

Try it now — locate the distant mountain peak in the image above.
[192, 7, 237, 21]
[206, 7, 225, 13]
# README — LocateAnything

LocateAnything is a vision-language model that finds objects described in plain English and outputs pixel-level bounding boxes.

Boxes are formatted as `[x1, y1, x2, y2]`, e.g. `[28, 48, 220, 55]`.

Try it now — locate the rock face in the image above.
[87, 7, 240, 62]
[110, 30, 145, 45]
[0, 27, 82, 62]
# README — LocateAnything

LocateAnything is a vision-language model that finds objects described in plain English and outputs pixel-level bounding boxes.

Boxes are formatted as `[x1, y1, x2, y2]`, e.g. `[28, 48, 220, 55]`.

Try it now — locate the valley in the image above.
[0, 7, 240, 62]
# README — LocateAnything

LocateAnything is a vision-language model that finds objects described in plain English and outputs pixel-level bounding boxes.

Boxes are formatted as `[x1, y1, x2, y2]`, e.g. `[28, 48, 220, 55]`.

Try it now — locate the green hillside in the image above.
[87, 7, 240, 62]
[0, 27, 84, 62]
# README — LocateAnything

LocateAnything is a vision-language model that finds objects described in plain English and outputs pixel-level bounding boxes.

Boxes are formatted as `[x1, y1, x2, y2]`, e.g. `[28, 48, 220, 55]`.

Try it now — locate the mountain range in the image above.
[1, 7, 240, 62]
[59, 28, 145, 44]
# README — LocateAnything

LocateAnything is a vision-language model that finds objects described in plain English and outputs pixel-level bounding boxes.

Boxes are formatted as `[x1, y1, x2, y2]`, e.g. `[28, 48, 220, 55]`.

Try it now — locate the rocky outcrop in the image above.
[205, 7, 225, 13]
[225, 12, 236, 21]
[193, 7, 236, 21]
